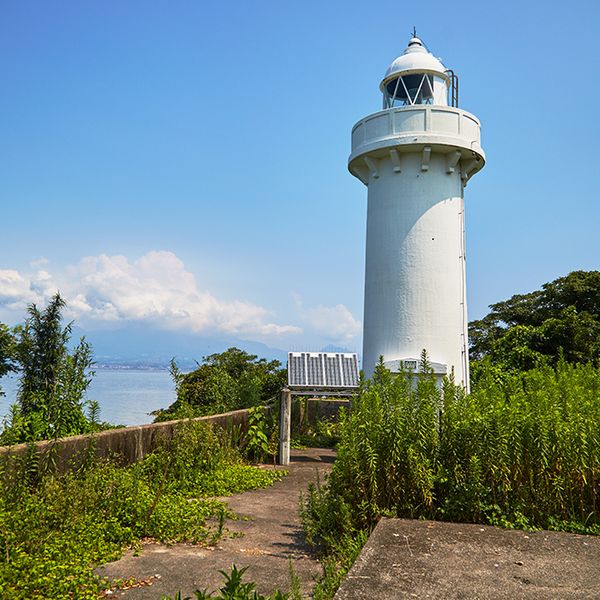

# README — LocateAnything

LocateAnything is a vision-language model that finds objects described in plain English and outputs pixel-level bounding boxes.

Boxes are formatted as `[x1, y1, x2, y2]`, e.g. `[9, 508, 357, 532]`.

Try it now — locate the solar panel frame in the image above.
[287, 352, 359, 389]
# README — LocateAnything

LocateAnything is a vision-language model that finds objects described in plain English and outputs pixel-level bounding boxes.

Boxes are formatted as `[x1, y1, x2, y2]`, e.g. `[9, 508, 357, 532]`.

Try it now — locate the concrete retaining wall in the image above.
[0, 398, 345, 474]
[0, 409, 252, 474]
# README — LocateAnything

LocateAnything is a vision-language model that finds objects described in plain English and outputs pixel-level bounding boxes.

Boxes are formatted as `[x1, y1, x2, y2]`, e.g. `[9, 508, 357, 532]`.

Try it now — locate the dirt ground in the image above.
[335, 517, 600, 599]
[96, 448, 334, 598]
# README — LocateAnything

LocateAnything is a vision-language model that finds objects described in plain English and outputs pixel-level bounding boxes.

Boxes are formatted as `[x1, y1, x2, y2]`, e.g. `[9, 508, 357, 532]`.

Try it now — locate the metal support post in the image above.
[278, 388, 291, 466]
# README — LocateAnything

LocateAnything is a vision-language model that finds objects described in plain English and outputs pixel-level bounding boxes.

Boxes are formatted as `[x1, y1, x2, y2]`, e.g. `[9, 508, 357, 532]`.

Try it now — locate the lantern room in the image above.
[380, 36, 458, 108]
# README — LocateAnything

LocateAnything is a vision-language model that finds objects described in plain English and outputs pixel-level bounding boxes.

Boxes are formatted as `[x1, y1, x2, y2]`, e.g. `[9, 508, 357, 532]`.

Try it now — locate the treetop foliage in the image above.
[0, 293, 101, 444]
[155, 347, 286, 421]
[469, 270, 600, 371]
[0, 322, 17, 395]
[16, 294, 72, 414]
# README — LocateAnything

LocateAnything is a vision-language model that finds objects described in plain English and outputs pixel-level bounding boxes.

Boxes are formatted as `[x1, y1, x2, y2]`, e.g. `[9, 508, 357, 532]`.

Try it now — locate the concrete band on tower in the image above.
[350, 36, 485, 390]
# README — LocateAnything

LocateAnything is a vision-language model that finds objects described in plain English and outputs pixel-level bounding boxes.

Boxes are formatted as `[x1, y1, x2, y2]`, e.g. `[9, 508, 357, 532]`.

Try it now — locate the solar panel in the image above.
[287, 352, 360, 389]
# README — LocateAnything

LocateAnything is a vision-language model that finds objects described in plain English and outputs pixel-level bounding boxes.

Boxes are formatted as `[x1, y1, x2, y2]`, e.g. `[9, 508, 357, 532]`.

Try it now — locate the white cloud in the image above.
[293, 293, 361, 345]
[0, 252, 363, 346]
[0, 251, 300, 338]
[0, 269, 48, 308]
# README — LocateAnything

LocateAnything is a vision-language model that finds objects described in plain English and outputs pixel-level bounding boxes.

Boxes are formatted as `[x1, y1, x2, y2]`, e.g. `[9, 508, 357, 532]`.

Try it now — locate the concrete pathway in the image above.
[97, 448, 334, 598]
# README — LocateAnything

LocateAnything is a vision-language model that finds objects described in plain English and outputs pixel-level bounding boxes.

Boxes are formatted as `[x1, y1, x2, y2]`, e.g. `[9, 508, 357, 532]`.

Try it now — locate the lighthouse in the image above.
[349, 34, 485, 388]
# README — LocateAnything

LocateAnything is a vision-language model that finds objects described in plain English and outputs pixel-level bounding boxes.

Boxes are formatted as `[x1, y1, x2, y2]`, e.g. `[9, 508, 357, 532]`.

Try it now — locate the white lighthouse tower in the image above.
[350, 34, 485, 388]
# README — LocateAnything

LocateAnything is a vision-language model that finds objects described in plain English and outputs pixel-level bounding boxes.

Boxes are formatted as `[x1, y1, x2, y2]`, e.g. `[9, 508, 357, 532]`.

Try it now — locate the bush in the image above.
[154, 349, 286, 421]
[440, 360, 600, 528]
[302, 357, 600, 598]
[0, 420, 285, 599]
[293, 412, 341, 449]
[0, 322, 16, 397]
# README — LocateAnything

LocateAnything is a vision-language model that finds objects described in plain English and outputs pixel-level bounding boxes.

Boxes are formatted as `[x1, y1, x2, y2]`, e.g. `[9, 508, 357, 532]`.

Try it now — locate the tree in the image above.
[0, 322, 17, 396]
[1, 293, 96, 443]
[469, 270, 600, 373]
[155, 347, 286, 421]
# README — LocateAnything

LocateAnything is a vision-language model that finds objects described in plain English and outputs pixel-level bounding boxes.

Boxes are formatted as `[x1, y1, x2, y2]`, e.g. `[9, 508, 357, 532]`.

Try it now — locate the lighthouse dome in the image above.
[382, 37, 447, 82]
[380, 36, 451, 107]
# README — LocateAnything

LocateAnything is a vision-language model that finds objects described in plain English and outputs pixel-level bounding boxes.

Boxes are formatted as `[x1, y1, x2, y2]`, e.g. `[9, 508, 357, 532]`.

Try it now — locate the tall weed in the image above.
[302, 358, 600, 598]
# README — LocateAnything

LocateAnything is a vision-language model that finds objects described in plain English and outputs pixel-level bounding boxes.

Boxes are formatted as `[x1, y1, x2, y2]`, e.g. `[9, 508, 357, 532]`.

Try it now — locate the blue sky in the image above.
[1, 0, 599, 353]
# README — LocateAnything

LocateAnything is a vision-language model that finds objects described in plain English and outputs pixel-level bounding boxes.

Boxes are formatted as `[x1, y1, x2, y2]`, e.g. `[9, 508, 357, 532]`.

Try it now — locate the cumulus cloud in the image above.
[0, 251, 300, 338]
[293, 293, 361, 345]
[0, 269, 51, 308]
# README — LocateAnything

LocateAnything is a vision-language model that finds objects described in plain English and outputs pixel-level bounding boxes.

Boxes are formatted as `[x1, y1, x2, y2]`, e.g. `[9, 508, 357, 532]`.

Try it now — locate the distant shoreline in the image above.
[93, 364, 170, 371]
[1, 369, 176, 426]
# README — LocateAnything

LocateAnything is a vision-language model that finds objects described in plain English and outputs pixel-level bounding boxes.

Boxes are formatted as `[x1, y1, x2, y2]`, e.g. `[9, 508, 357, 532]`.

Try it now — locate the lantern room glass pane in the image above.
[384, 74, 437, 107]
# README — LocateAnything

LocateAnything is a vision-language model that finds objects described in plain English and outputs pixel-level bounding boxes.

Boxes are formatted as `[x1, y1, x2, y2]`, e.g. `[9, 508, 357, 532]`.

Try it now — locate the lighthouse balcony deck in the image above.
[349, 105, 484, 171]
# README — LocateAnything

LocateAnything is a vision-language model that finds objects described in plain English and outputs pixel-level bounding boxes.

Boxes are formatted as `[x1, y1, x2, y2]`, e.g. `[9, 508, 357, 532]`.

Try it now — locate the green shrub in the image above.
[302, 356, 600, 598]
[154, 349, 286, 421]
[0, 421, 285, 599]
[438, 360, 600, 528]
[0, 294, 117, 445]
[294, 416, 341, 449]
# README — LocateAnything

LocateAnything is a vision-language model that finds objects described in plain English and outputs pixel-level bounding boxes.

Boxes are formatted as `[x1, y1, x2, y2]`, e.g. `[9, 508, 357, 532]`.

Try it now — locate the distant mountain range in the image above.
[70, 326, 353, 370]
[71, 325, 288, 370]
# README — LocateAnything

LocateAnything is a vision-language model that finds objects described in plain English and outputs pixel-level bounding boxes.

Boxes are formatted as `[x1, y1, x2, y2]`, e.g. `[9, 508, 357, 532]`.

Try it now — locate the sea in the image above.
[0, 368, 175, 427]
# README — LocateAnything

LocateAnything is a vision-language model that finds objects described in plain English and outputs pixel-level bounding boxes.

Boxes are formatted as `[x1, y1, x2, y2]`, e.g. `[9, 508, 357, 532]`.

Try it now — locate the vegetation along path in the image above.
[97, 448, 335, 598]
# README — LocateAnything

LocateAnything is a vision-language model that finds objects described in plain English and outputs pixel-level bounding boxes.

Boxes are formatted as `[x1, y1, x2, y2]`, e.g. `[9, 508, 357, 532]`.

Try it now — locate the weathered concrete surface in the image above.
[97, 448, 334, 598]
[0, 409, 254, 473]
[335, 517, 600, 599]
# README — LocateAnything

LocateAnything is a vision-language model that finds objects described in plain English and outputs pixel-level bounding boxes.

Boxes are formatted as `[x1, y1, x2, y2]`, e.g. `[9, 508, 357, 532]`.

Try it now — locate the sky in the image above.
[1, 0, 599, 356]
